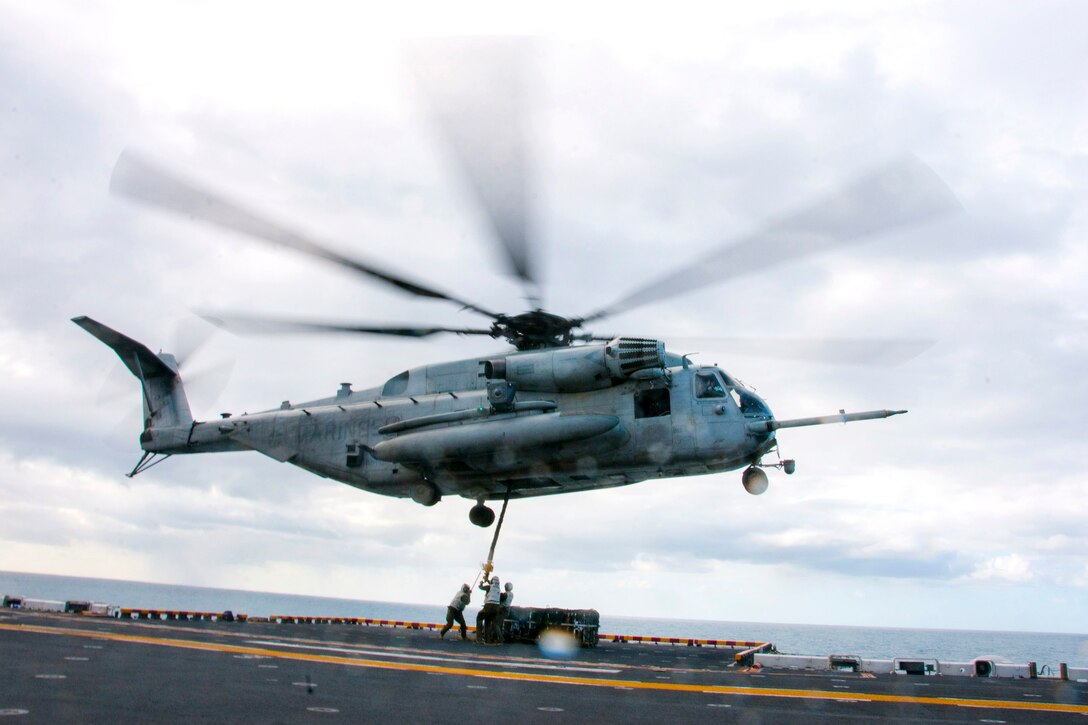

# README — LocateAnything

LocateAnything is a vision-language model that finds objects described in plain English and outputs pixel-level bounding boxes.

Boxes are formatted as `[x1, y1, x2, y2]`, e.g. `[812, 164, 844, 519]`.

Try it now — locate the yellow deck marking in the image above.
[3, 622, 1086, 715]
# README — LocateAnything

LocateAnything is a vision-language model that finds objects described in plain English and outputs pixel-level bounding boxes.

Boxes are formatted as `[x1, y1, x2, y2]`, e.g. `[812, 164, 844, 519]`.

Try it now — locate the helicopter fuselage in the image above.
[75, 316, 903, 527]
[152, 345, 778, 506]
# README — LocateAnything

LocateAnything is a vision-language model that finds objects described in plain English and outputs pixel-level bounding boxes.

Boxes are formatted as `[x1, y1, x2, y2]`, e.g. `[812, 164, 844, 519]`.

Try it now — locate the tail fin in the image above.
[72, 317, 194, 442]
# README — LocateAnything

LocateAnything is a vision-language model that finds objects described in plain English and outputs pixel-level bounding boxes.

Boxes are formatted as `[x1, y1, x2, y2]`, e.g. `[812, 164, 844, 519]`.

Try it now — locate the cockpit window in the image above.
[695, 371, 726, 399]
[381, 370, 410, 397]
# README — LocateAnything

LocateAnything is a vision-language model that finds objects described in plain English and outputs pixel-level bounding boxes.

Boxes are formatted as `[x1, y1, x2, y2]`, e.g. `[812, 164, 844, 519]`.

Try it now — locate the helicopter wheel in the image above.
[409, 481, 442, 507]
[469, 503, 496, 528]
[742, 466, 769, 496]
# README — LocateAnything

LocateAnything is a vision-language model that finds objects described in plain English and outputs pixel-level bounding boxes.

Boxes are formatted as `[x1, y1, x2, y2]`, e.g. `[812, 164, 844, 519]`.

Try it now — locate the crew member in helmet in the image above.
[440, 583, 472, 640]
[476, 576, 503, 643]
[494, 581, 514, 643]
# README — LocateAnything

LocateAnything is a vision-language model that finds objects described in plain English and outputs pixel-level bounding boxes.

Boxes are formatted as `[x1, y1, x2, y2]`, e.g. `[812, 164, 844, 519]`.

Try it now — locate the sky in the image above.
[1, 1, 1086, 633]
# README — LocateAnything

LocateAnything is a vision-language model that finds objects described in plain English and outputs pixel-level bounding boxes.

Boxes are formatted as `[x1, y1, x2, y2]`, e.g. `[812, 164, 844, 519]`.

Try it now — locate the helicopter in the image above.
[74, 42, 959, 528]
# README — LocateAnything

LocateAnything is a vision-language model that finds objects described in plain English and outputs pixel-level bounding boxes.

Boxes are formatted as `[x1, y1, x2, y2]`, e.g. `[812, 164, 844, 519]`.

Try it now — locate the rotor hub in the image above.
[492, 310, 583, 350]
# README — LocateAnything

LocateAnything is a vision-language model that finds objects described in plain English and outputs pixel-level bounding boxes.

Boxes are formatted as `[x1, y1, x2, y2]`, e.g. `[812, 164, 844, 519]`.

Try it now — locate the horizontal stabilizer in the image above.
[72, 316, 178, 380]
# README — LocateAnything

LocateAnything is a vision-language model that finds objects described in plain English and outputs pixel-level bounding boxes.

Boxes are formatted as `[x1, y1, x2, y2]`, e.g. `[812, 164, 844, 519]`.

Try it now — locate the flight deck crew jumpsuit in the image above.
[440, 585, 471, 639]
[496, 583, 513, 643]
[476, 578, 502, 643]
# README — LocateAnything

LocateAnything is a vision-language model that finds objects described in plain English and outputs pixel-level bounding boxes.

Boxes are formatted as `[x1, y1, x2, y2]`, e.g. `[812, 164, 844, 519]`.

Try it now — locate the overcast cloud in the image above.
[1, 1, 1085, 633]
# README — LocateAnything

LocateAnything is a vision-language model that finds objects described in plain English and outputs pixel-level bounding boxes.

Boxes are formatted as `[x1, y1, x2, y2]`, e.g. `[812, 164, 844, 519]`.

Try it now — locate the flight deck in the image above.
[2, 608, 1086, 723]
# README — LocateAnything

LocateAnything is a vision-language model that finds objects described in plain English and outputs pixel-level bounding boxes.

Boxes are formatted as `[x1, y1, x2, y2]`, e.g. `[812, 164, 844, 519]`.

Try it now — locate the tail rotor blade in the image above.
[172, 315, 218, 368]
[181, 358, 236, 418]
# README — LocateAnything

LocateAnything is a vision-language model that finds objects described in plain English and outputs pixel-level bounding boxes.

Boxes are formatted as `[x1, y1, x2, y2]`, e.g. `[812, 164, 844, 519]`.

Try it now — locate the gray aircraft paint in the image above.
[74, 316, 901, 525]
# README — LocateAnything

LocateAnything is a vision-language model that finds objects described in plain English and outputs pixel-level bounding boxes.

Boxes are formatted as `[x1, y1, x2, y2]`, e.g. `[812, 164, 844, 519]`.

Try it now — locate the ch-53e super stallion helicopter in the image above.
[74, 43, 959, 528]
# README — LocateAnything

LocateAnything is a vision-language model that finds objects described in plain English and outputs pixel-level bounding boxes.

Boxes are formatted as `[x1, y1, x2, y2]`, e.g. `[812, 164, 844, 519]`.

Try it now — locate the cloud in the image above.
[1, 3, 1087, 633]
[969, 554, 1035, 584]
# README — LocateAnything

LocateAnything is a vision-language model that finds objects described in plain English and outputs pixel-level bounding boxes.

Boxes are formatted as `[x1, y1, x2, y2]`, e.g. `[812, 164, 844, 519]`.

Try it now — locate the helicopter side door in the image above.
[631, 381, 673, 465]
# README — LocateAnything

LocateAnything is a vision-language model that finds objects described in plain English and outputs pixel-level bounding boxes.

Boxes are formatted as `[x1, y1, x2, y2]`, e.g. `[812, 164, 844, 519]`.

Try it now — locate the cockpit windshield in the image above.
[737, 389, 772, 418]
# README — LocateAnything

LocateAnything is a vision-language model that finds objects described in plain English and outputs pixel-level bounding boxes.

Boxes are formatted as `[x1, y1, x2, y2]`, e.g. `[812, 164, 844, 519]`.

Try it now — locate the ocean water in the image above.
[3, 570, 1085, 671]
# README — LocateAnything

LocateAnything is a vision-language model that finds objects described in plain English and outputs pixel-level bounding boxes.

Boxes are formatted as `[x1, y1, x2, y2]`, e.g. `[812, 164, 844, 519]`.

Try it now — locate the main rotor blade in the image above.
[404, 37, 538, 299]
[583, 156, 961, 323]
[662, 336, 933, 367]
[111, 151, 498, 318]
[200, 313, 496, 340]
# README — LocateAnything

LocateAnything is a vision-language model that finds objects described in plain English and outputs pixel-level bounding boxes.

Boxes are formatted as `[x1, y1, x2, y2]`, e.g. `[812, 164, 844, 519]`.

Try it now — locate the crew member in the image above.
[476, 576, 502, 643]
[494, 581, 514, 643]
[440, 583, 472, 640]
